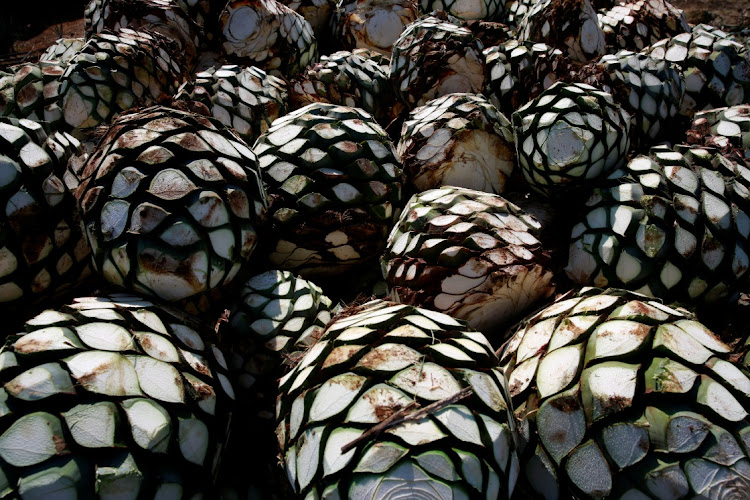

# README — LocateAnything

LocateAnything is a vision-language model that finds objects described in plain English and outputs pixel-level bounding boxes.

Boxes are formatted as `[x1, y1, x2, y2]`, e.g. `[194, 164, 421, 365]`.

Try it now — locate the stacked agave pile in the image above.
[0, 0, 747, 496]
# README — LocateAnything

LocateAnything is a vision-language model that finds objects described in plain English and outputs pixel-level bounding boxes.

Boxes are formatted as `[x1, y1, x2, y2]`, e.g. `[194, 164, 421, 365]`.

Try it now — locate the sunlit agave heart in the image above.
[512, 82, 631, 199]
[567, 145, 750, 304]
[0, 294, 235, 498]
[390, 16, 486, 110]
[383, 186, 554, 337]
[254, 102, 403, 278]
[276, 299, 520, 499]
[501, 287, 750, 499]
[397, 92, 515, 195]
[75, 106, 267, 309]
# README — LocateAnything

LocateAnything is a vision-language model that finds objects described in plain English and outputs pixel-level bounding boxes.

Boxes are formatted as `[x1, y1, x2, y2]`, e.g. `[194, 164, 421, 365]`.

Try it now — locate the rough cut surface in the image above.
[332, 0, 418, 56]
[397, 92, 516, 194]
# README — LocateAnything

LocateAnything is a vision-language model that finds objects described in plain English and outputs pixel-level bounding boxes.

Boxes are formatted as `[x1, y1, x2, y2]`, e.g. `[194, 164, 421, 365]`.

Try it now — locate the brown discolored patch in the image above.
[549, 394, 582, 414]
[599, 394, 631, 416]
[508, 376, 526, 396]
[331, 374, 364, 391]
[139, 252, 205, 291]
[16, 80, 40, 107]
[194, 359, 211, 376]
[337, 141, 359, 153]
[171, 132, 210, 152]
[701, 234, 723, 253]
[625, 301, 654, 317]
[53, 434, 66, 453]
[137, 146, 173, 165]
[598, 321, 651, 340]
[75, 363, 110, 387]
[375, 402, 403, 422]
[227, 189, 250, 218]
[321, 345, 356, 369]
[14, 337, 52, 354]
[21, 233, 51, 265]
[671, 196, 698, 216]
[548, 429, 569, 445]
[140, 335, 153, 351]
[193, 380, 215, 397]
[358, 348, 390, 370]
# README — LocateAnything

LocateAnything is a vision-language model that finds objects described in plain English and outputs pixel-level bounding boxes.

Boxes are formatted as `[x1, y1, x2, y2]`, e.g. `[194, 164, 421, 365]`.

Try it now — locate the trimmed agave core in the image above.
[643, 24, 750, 117]
[219, 0, 318, 78]
[289, 49, 393, 125]
[254, 103, 403, 277]
[597, 0, 690, 53]
[227, 269, 334, 389]
[383, 186, 554, 335]
[567, 145, 750, 304]
[512, 82, 631, 198]
[0, 294, 235, 497]
[501, 288, 750, 499]
[516, 0, 605, 63]
[174, 64, 288, 145]
[59, 29, 185, 132]
[398, 92, 515, 194]
[390, 16, 486, 110]
[276, 300, 520, 499]
[0, 118, 92, 309]
[332, 0, 418, 56]
[75, 106, 267, 305]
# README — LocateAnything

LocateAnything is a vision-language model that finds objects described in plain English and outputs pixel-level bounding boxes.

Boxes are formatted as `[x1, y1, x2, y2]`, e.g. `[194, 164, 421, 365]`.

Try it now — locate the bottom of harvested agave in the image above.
[364, 9, 406, 51]
[347, 461, 477, 499]
[427, 48, 485, 102]
[449, 0, 488, 20]
[413, 129, 515, 194]
[435, 68, 484, 98]
[439, 265, 555, 335]
[545, 123, 587, 170]
[224, 5, 261, 42]
[579, 18, 602, 57]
